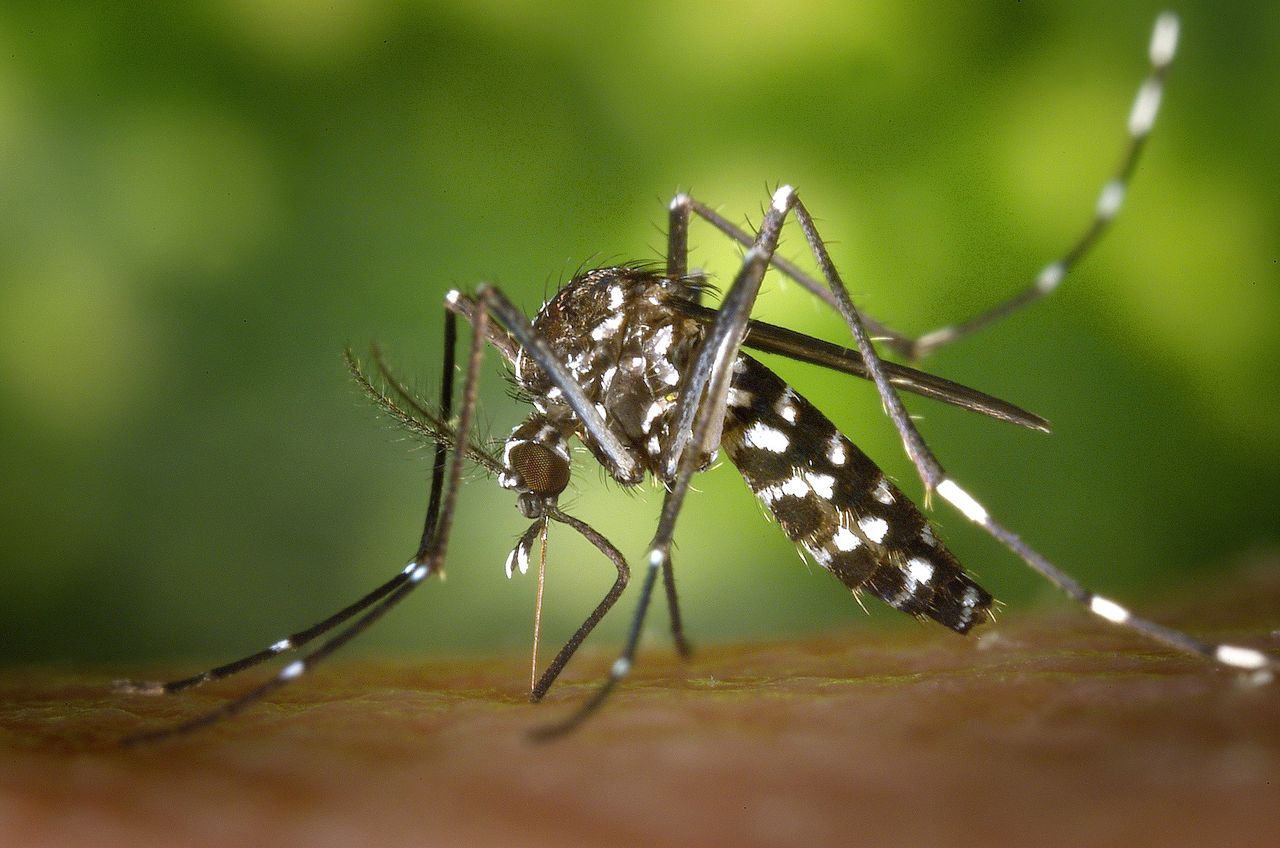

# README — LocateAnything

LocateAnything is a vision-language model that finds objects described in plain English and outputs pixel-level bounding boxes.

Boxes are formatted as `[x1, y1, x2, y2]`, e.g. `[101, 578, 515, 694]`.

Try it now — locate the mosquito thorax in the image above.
[513, 267, 706, 486]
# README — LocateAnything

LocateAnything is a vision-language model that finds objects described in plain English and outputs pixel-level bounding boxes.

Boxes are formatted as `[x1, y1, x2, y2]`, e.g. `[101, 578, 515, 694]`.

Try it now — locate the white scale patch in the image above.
[858, 516, 888, 544]
[1128, 79, 1163, 137]
[1150, 13, 1179, 66]
[826, 434, 846, 466]
[1096, 180, 1126, 220]
[727, 387, 754, 408]
[744, 421, 790, 453]
[779, 474, 810, 499]
[1036, 262, 1065, 293]
[804, 471, 835, 500]
[871, 478, 894, 505]
[608, 285, 625, 309]
[642, 399, 666, 433]
[651, 325, 674, 356]
[937, 479, 989, 525]
[1089, 595, 1130, 624]
[775, 389, 799, 423]
[591, 313, 624, 341]
[505, 542, 531, 578]
[832, 526, 862, 552]
[1215, 645, 1268, 670]
[905, 557, 935, 587]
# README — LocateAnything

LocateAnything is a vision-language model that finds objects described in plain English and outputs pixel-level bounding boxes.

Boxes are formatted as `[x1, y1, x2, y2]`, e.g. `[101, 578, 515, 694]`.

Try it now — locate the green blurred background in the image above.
[2, 1, 1277, 669]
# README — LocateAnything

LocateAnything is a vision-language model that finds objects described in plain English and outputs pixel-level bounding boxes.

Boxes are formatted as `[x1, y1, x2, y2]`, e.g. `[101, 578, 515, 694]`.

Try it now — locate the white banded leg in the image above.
[935, 480, 1275, 679]
[121, 289, 492, 744]
[674, 13, 1181, 363]
[533, 186, 803, 738]
[114, 308, 469, 703]
[779, 179, 1276, 679]
[909, 12, 1180, 360]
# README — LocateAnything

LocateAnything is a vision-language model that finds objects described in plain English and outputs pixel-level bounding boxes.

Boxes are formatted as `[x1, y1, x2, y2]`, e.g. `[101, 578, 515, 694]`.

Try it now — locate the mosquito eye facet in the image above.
[509, 442, 570, 497]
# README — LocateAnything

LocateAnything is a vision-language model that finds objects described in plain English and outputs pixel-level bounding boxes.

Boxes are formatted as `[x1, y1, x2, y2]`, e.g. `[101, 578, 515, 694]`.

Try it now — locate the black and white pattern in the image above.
[116, 12, 1275, 745]
[721, 353, 990, 633]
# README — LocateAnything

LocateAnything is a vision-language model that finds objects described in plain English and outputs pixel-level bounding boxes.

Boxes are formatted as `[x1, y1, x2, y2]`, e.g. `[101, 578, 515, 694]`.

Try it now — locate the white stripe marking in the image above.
[827, 435, 847, 466]
[1150, 13, 1179, 67]
[772, 185, 795, 212]
[744, 421, 790, 453]
[906, 557, 935, 586]
[858, 516, 888, 544]
[780, 475, 810, 499]
[832, 526, 862, 552]
[1089, 595, 1130, 624]
[1036, 261, 1065, 293]
[1096, 180, 1126, 220]
[271, 639, 292, 653]
[804, 471, 835, 500]
[1216, 645, 1268, 670]
[937, 479, 989, 525]
[1128, 79, 1163, 137]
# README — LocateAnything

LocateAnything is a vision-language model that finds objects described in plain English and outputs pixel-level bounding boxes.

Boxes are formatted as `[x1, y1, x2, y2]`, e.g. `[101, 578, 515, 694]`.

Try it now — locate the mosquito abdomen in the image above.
[720, 354, 993, 633]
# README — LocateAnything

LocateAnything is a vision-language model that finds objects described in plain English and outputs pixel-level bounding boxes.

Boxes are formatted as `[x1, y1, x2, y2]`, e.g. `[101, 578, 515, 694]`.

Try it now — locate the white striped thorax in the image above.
[511, 268, 708, 484]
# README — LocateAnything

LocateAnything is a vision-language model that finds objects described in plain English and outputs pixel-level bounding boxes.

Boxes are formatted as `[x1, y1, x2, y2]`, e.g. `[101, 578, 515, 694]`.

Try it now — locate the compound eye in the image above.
[508, 442, 570, 498]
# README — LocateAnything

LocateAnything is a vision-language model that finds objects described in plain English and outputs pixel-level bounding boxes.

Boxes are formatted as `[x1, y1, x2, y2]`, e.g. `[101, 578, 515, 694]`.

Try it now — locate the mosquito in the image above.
[117, 12, 1276, 744]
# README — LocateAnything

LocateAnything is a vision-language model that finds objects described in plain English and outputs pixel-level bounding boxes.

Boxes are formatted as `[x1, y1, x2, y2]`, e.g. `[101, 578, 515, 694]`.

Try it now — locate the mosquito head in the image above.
[500, 413, 573, 518]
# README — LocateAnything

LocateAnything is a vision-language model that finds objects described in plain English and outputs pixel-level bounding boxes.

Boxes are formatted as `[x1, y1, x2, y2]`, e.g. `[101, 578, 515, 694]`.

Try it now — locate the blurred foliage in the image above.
[1, 1, 1277, 666]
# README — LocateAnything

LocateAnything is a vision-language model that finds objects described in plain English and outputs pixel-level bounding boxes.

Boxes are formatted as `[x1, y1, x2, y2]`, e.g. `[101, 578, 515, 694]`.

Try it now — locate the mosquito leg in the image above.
[533, 187, 801, 737]
[529, 508, 630, 702]
[527, 544, 660, 740]
[788, 190, 1276, 679]
[661, 192, 700, 658]
[907, 12, 1181, 360]
[121, 294, 491, 743]
[116, 309, 465, 698]
[416, 306, 457, 556]
[681, 195, 902, 346]
[661, 555, 693, 658]
[667, 192, 691, 281]
[682, 15, 1180, 363]
[113, 568, 416, 696]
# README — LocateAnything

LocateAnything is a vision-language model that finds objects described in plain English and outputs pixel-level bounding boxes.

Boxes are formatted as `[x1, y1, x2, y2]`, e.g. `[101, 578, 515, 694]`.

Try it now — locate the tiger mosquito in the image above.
[117, 12, 1276, 744]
